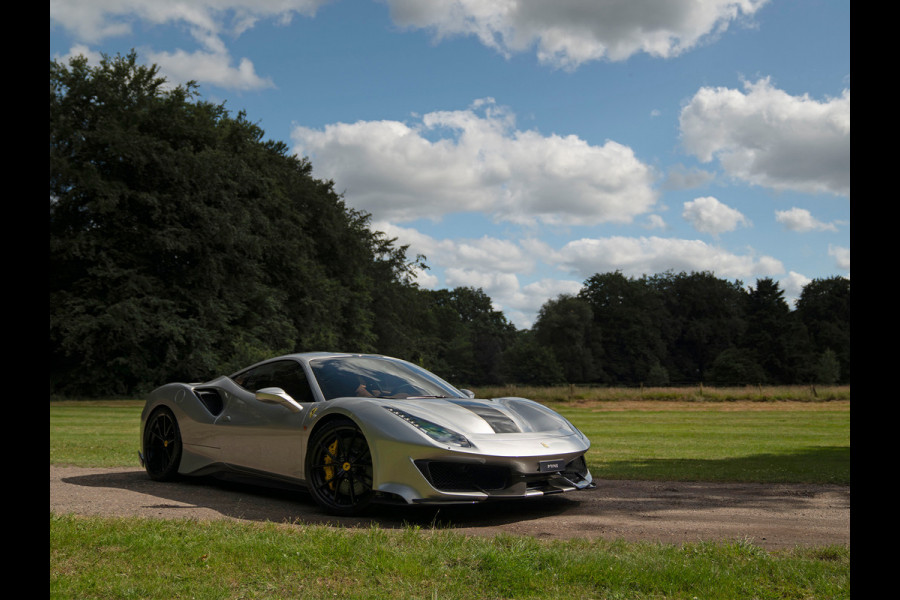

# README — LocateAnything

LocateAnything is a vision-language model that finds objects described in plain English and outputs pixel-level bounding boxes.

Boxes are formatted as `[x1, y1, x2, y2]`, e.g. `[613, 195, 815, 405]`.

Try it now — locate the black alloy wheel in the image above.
[306, 419, 374, 515]
[143, 407, 182, 481]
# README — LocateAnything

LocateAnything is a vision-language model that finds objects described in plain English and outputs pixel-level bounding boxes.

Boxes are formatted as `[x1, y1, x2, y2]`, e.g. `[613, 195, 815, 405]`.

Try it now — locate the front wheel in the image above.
[305, 419, 374, 515]
[143, 407, 182, 481]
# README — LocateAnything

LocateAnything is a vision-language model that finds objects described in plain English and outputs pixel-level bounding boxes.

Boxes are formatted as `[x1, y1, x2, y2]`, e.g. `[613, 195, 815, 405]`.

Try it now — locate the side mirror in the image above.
[256, 387, 304, 413]
[460, 389, 476, 398]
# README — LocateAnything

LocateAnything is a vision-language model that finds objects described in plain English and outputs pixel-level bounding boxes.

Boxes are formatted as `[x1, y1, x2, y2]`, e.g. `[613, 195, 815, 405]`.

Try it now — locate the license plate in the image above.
[539, 459, 564, 473]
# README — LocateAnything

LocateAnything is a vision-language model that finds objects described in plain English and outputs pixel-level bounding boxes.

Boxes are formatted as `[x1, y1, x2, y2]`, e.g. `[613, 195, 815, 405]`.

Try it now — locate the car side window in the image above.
[233, 360, 314, 403]
[267, 360, 315, 403]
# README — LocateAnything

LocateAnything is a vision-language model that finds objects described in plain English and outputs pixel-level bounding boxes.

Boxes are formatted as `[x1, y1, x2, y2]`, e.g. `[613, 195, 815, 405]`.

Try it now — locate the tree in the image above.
[532, 295, 599, 383]
[811, 348, 842, 384]
[421, 287, 517, 385]
[739, 277, 799, 384]
[795, 277, 850, 383]
[578, 272, 668, 384]
[499, 331, 565, 386]
[708, 348, 766, 385]
[50, 52, 416, 395]
[51, 52, 280, 393]
[649, 271, 746, 383]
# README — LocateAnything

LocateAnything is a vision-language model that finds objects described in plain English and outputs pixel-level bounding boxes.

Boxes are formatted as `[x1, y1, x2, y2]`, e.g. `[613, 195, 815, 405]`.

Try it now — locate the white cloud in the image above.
[50, 0, 326, 89]
[504, 279, 585, 329]
[50, 0, 329, 43]
[643, 214, 668, 230]
[828, 245, 850, 272]
[775, 207, 839, 232]
[445, 268, 521, 300]
[680, 78, 850, 196]
[442, 270, 584, 329]
[373, 222, 585, 328]
[663, 164, 715, 190]
[51, 0, 767, 72]
[410, 265, 439, 290]
[145, 49, 274, 90]
[384, 0, 768, 69]
[53, 43, 104, 66]
[552, 236, 783, 280]
[682, 196, 749, 235]
[294, 99, 657, 225]
[780, 271, 811, 308]
[51, 0, 137, 41]
[375, 222, 535, 275]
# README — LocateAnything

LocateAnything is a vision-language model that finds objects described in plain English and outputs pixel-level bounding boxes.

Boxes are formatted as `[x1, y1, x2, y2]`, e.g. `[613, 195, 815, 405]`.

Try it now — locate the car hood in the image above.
[379, 395, 581, 437]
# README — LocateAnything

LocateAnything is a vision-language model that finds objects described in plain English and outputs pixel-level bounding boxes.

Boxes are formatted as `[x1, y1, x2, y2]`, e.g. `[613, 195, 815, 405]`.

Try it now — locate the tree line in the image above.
[50, 53, 849, 397]
[522, 271, 849, 387]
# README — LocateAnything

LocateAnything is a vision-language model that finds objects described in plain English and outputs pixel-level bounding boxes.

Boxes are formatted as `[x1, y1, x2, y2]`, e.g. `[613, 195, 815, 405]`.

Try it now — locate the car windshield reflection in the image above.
[310, 356, 462, 400]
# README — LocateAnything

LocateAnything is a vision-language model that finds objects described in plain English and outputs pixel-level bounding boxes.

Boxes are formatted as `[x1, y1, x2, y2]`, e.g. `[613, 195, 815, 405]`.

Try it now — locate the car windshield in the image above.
[309, 356, 463, 400]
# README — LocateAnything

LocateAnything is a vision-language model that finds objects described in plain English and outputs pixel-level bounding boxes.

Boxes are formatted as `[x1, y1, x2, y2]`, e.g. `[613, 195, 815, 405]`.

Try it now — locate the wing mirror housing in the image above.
[255, 387, 304, 413]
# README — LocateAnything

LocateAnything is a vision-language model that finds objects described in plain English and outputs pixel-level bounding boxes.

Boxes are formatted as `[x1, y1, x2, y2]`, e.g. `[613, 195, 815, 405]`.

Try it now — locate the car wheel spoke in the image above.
[306, 421, 373, 514]
[143, 408, 182, 481]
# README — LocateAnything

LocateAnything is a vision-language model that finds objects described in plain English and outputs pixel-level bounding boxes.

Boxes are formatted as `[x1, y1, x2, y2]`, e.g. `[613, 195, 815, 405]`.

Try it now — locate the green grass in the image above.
[49, 398, 850, 484]
[50, 396, 850, 599]
[50, 401, 143, 467]
[50, 514, 849, 600]
[571, 405, 850, 485]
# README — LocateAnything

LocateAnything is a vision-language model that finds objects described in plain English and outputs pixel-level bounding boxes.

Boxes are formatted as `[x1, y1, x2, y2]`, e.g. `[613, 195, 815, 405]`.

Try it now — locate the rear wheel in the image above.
[305, 419, 373, 515]
[143, 407, 182, 481]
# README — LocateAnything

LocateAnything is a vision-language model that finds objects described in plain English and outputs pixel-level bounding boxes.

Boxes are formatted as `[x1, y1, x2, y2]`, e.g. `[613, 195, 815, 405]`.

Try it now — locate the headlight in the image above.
[385, 407, 472, 447]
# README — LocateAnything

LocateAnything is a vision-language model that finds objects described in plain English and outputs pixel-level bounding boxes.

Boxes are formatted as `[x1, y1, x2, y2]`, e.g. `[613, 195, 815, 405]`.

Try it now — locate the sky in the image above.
[50, 0, 850, 329]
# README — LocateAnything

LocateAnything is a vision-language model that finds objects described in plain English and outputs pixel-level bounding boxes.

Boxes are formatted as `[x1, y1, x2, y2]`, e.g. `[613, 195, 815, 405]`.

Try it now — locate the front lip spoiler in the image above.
[408, 482, 594, 504]
[406, 460, 594, 503]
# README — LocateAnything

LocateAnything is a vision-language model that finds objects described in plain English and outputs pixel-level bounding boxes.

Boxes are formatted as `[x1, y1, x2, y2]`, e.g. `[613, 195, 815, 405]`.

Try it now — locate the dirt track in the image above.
[50, 466, 849, 550]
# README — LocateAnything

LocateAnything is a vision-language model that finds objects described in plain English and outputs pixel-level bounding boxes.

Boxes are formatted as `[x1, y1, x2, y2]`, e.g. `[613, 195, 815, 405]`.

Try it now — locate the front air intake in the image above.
[415, 461, 510, 492]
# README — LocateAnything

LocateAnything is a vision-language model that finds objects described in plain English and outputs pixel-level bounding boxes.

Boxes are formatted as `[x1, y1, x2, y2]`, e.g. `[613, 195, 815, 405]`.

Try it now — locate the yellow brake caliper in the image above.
[323, 439, 339, 490]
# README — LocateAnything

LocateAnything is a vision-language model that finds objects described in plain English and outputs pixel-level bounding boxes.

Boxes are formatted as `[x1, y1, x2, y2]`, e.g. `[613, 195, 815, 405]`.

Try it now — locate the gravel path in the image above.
[50, 466, 849, 550]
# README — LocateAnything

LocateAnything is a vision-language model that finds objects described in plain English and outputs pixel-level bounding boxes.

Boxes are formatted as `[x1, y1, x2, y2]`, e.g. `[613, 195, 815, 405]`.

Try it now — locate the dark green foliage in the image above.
[418, 287, 517, 385]
[50, 52, 416, 395]
[532, 295, 599, 383]
[578, 272, 668, 384]
[568, 272, 849, 386]
[735, 277, 815, 384]
[812, 348, 842, 385]
[499, 331, 565, 385]
[650, 271, 747, 383]
[795, 276, 851, 383]
[739, 278, 791, 383]
[708, 348, 767, 385]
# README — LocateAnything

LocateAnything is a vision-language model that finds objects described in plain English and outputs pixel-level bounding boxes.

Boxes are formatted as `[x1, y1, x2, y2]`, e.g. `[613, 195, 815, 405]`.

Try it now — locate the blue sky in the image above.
[50, 0, 850, 328]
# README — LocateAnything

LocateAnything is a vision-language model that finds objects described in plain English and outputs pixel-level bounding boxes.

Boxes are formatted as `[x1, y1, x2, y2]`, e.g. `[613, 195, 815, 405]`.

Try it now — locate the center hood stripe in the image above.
[444, 399, 521, 433]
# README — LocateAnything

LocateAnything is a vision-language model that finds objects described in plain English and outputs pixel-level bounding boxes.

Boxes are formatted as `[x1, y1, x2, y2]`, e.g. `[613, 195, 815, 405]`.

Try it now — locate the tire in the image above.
[305, 418, 374, 515]
[143, 407, 183, 481]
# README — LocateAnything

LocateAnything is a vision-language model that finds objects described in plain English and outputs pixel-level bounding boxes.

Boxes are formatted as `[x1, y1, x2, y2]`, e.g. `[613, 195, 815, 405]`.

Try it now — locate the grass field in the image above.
[50, 392, 850, 599]
[50, 394, 851, 485]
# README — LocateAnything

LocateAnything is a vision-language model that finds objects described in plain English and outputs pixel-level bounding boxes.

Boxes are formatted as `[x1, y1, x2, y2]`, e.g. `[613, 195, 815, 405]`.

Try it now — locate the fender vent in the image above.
[194, 388, 224, 416]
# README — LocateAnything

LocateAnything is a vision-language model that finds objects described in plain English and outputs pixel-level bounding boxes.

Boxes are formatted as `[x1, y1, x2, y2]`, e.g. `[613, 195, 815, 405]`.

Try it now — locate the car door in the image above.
[214, 359, 315, 480]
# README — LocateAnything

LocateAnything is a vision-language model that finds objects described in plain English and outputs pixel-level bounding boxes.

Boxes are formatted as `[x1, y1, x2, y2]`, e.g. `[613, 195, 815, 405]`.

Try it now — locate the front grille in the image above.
[415, 461, 510, 492]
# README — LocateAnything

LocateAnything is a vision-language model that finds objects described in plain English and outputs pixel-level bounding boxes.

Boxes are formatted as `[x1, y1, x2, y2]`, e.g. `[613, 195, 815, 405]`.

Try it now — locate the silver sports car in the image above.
[140, 353, 593, 514]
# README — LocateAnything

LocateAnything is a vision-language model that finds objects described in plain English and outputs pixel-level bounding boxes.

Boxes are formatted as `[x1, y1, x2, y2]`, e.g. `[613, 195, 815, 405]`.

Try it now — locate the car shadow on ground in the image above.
[56, 468, 582, 530]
